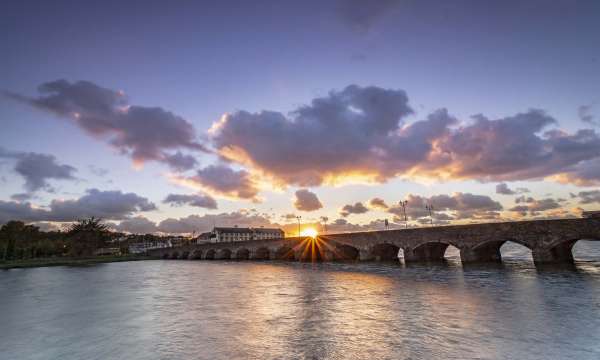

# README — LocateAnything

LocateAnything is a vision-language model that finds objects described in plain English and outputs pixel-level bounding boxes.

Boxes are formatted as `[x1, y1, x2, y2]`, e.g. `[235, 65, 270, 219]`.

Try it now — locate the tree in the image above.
[1, 221, 40, 260]
[67, 217, 110, 257]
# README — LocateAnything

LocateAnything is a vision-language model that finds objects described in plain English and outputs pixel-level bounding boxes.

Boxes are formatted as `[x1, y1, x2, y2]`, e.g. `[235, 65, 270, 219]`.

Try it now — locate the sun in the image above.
[300, 227, 318, 238]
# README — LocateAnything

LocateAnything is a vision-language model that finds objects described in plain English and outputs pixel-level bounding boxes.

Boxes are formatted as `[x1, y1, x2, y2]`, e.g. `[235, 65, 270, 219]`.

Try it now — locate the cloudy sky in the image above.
[1, 0, 600, 235]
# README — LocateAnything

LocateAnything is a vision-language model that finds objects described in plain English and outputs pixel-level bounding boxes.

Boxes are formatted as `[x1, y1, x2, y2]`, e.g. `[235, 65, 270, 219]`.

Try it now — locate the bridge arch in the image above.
[179, 251, 190, 260]
[216, 248, 232, 260]
[275, 245, 296, 261]
[572, 238, 600, 262]
[189, 250, 202, 260]
[170, 251, 180, 260]
[235, 248, 250, 260]
[204, 249, 216, 260]
[334, 244, 360, 262]
[370, 243, 401, 262]
[252, 247, 270, 260]
[405, 241, 457, 263]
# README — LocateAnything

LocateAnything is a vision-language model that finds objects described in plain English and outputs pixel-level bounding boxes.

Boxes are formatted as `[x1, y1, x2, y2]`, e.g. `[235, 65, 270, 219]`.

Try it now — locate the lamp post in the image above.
[296, 216, 302, 237]
[400, 200, 408, 229]
[425, 204, 434, 226]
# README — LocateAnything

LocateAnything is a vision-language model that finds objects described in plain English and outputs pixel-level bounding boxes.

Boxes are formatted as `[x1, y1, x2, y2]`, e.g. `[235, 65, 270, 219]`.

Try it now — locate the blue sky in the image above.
[1, 0, 600, 234]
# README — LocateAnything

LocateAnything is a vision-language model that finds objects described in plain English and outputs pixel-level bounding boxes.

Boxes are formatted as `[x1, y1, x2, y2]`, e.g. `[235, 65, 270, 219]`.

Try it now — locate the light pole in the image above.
[296, 216, 302, 237]
[400, 200, 408, 229]
[425, 204, 434, 226]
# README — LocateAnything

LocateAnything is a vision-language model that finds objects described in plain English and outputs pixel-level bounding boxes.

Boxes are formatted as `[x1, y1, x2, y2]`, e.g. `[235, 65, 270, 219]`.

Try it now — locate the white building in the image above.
[210, 226, 284, 243]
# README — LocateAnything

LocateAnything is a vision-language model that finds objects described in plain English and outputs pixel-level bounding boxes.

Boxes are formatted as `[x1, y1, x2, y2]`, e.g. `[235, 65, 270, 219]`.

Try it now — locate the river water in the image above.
[2, 242, 600, 360]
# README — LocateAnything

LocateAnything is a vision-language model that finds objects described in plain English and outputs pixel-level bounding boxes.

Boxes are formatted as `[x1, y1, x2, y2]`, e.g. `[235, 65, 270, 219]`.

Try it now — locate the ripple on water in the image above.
[1, 244, 600, 360]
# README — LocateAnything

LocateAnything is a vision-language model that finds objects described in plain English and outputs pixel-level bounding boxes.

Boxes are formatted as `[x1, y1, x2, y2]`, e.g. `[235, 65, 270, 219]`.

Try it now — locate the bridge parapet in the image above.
[148, 218, 600, 266]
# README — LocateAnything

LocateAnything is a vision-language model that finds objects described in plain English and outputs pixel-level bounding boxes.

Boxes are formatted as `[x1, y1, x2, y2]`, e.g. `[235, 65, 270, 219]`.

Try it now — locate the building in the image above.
[582, 210, 600, 219]
[210, 226, 284, 243]
[194, 232, 213, 245]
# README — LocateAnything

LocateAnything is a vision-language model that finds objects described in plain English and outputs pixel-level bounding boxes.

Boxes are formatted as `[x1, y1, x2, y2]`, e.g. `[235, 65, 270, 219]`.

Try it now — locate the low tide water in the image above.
[1, 242, 600, 360]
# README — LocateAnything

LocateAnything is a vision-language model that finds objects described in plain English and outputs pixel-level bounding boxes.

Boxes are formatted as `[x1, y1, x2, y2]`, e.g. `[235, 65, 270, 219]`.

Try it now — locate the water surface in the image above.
[1, 242, 600, 360]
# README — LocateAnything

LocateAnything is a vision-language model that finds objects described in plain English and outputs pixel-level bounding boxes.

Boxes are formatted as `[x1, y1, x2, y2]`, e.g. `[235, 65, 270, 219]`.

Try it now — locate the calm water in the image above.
[2, 242, 600, 360]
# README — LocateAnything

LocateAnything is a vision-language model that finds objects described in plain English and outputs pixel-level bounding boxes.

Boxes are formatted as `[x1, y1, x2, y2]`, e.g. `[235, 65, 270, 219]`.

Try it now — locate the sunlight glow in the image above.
[300, 227, 318, 238]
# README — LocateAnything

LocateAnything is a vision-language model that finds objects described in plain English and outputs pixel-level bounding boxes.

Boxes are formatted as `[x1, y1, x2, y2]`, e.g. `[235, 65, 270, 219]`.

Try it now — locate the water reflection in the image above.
[1, 243, 600, 360]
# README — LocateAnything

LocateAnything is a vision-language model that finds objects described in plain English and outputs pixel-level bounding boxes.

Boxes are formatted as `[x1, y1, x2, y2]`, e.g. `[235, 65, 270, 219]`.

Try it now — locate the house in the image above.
[209, 226, 284, 243]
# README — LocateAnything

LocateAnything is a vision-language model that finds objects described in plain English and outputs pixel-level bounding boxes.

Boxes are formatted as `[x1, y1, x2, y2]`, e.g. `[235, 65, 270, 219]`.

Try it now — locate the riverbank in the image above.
[0, 255, 157, 270]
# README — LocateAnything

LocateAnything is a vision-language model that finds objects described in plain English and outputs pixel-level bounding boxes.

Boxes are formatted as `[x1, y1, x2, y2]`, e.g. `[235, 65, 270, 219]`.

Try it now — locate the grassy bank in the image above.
[0, 255, 158, 270]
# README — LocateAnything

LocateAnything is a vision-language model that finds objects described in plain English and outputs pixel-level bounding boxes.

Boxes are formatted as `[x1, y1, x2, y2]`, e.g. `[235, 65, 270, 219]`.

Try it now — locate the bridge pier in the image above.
[532, 243, 575, 264]
[359, 249, 374, 261]
[404, 243, 448, 263]
[460, 242, 502, 263]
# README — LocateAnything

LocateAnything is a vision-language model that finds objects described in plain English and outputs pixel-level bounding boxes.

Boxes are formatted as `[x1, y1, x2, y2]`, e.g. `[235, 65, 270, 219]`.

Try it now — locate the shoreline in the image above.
[0, 255, 158, 270]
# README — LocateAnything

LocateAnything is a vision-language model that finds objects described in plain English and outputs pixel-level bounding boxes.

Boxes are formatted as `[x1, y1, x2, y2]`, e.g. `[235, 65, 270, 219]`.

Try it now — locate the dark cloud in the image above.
[496, 183, 530, 195]
[555, 158, 600, 186]
[281, 213, 298, 221]
[163, 193, 217, 209]
[340, 202, 369, 217]
[337, 0, 400, 33]
[163, 152, 199, 172]
[574, 190, 600, 204]
[112, 216, 159, 234]
[211, 85, 433, 186]
[212, 85, 600, 187]
[181, 164, 259, 201]
[6, 80, 207, 170]
[293, 189, 323, 211]
[436, 111, 600, 182]
[10, 193, 33, 202]
[0, 188, 156, 224]
[368, 197, 388, 209]
[388, 192, 503, 222]
[0, 148, 76, 192]
[509, 197, 562, 216]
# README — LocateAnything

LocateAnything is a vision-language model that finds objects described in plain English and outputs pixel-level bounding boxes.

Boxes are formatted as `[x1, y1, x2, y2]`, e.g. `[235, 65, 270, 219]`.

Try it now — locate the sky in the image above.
[1, 0, 600, 235]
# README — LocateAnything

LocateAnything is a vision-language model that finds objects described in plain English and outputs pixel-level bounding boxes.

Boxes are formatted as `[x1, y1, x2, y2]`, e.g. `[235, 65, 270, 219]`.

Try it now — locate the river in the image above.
[1, 242, 600, 360]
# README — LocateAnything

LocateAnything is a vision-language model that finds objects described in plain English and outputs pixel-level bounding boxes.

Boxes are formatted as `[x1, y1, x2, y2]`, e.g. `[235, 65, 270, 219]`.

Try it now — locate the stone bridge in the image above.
[149, 218, 600, 265]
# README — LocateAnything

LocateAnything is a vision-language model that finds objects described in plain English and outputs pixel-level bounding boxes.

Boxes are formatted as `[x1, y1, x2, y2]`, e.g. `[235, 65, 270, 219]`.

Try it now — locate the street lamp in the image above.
[425, 204, 434, 226]
[296, 216, 302, 237]
[400, 200, 408, 229]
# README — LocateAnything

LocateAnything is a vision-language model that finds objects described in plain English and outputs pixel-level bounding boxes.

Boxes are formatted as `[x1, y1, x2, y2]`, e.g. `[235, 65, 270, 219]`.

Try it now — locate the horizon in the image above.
[2, 0, 600, 236]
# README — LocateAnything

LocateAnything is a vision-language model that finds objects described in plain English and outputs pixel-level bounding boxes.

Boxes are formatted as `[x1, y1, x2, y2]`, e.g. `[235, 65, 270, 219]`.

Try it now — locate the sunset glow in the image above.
[300, 228, 318, 238]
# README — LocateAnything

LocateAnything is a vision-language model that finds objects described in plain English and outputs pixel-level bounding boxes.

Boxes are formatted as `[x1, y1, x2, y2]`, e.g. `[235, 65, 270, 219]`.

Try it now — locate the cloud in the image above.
[0, 188, 156, 224]
[155, 210, 277, 234]
[574, 190, 600, 204]
[435, 111, 600, 182]
[553, 158, 600, 186]
[6, 80, 207, 171]
[10, 193, 33, 202]
[211, 85, 600, 188]
[578, 104, 597, 126]
[337, 0, 400, 33]
[509, 197, 562, 216]
[112, 216, 159, 234]
[0, 148, 76, 192]
[178, 164, 260, 201]
[496, 183, 530, 195]
[163, 193, 217, 209]
[388, 192, 503, 222]
[340, 202, 369, 217]
[211, 85, 434, 186]
[368, 197, 389, 209]
[293, 189, 323, 211]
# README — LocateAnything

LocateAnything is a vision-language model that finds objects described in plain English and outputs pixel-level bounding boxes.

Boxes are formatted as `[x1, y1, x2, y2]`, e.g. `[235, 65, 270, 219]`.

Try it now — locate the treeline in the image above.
[1, 217, 123, 261]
